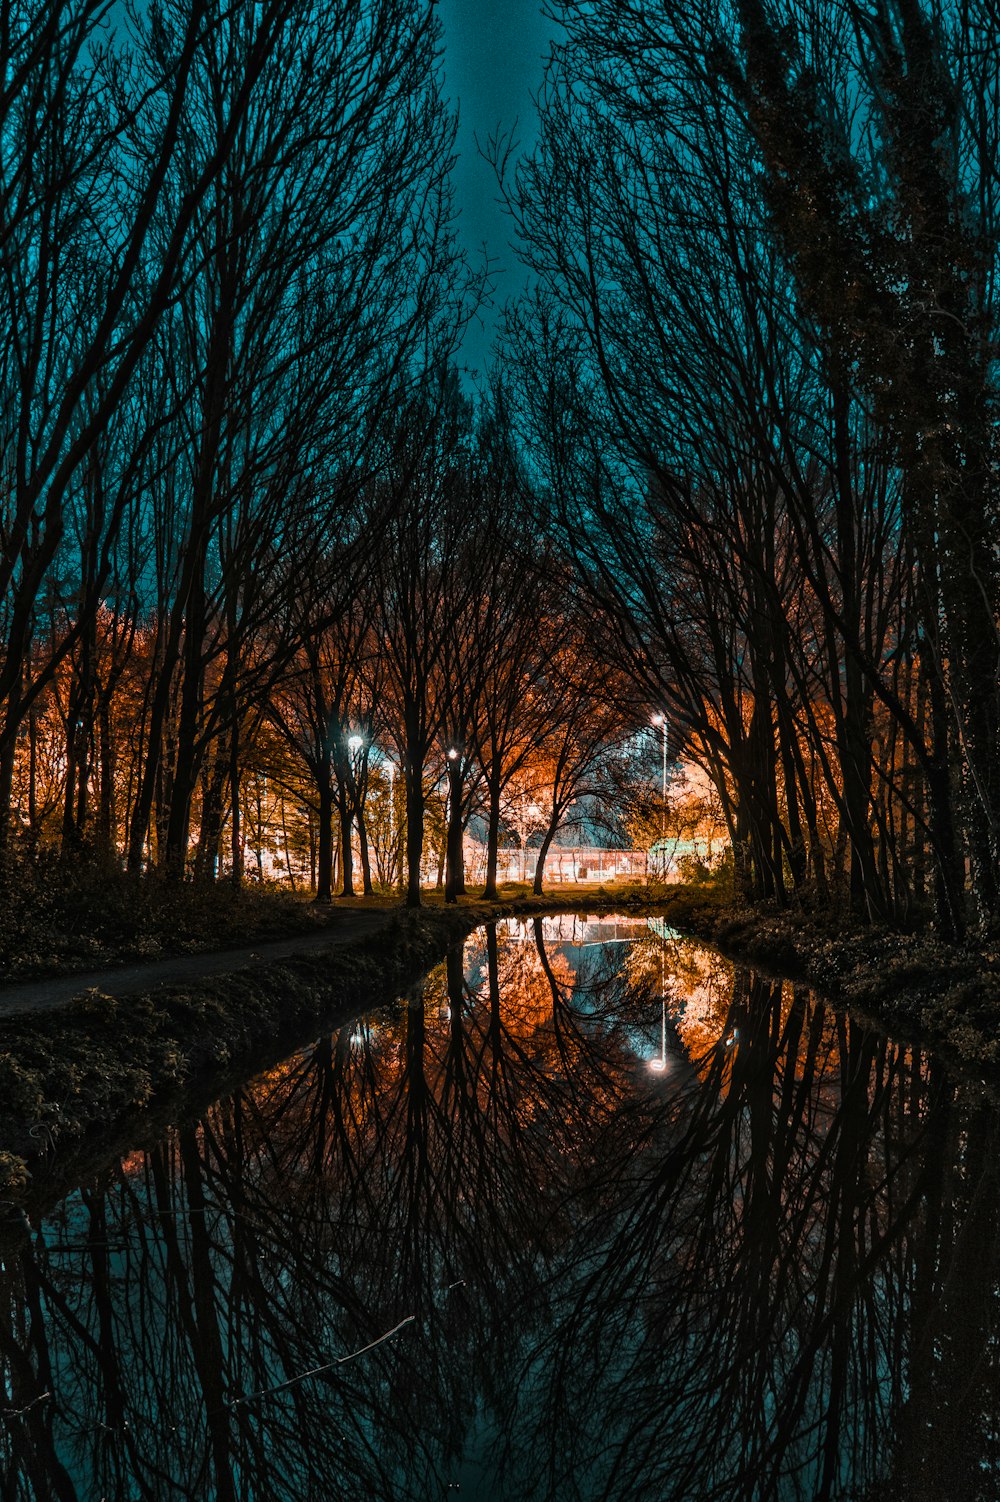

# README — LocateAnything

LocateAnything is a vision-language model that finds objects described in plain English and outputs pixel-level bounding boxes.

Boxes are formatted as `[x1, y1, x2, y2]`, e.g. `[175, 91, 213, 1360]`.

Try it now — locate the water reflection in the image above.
[1, 918, 998, 1500]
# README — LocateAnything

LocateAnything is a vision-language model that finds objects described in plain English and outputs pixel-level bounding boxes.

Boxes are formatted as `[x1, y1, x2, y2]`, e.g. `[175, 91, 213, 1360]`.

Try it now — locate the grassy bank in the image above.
[0, 851, 331, 984]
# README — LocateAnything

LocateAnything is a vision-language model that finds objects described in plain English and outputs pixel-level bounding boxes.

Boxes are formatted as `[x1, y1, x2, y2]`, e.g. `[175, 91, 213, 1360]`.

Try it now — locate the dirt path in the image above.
[0, 910, 392, 1020]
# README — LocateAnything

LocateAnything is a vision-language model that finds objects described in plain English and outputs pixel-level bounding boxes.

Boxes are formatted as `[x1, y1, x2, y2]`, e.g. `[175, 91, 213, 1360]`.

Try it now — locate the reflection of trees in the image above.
[622, 928, 734, 1057]
[0, 924, 651, 1499]
[1, 933, 998, 1500]
[503, 970, 1000, 1502]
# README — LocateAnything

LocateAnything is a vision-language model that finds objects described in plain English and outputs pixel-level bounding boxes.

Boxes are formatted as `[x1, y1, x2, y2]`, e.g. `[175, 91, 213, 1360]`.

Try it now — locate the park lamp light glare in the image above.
[348, 734, 363, 754]
[649, 988, 668, 1071]
[447, 746, 460, 761]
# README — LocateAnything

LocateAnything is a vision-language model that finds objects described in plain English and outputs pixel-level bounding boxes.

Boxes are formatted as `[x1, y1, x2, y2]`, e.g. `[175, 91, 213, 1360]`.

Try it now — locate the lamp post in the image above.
[445, 744, 464, 903]
[651, 713, 668, 840]
[384, 756, 398, 889]
[346, 736, 363, 842]
[337, 734, 364, 898]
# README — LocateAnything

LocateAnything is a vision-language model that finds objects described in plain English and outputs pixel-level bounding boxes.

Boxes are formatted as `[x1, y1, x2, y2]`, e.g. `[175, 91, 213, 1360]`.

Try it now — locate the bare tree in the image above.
[124, 0, 465, 878]
[374, 370, 480, 906]
[494, 0, 995, 927]
[0, 0, 239, 848]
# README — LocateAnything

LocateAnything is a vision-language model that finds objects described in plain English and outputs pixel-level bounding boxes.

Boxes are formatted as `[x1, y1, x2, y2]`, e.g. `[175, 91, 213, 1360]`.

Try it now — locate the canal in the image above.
[1, 915, 997, 1500]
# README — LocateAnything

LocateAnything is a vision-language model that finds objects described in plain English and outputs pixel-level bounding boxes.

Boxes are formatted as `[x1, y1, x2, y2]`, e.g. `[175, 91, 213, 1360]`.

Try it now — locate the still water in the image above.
[1, 916, 998, 1501]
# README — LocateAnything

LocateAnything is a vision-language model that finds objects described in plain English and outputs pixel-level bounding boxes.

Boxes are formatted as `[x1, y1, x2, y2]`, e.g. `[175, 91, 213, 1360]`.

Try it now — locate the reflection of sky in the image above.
[437, 0, 561, 381]
[497, 913, 671, 947]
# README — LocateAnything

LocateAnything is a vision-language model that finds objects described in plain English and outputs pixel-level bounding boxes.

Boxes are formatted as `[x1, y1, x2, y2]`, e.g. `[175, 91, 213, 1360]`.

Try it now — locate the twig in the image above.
[228, 1315, 417, 1408]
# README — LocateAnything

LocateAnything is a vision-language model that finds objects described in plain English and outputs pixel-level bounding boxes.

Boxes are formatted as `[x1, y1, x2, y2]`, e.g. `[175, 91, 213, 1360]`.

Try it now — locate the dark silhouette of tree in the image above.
[494, 0, 1000, 928]
[123, 0, 461, 879]
[0, 0, 230, 850]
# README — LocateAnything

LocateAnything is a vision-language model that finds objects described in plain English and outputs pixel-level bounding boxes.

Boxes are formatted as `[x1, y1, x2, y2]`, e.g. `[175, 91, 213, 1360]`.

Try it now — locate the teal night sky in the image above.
[438, 0, 559, 379]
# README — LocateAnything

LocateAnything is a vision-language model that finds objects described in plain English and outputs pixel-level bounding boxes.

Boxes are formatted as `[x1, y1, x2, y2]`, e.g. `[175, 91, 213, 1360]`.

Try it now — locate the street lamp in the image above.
[651, 713, 668, 840]
[343, 737, 364, 891]
[444, 745, 462, 819]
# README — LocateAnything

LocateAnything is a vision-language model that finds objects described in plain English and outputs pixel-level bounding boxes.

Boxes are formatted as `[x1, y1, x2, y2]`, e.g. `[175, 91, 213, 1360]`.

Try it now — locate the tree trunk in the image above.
[229, 725, 242, 888]
[357, 801, 374, 896]
[0, 731, 16, 854]
[96, 696, 115, 856]
[532, 814, 560, 896]
[27, 709, 38, 837]
[163, 562, 207, 879]
[315, 767, 335, 902]
[126, 625, 183, 872]
[61, 722, 81, 853]
[194, 746, 228, 881]
[483, 769, 502, 900]
[926, 659, 964, 940]
[337, 760, 355, 897]
[446, 943, 464, 1017]
[405, 757, 424, 908]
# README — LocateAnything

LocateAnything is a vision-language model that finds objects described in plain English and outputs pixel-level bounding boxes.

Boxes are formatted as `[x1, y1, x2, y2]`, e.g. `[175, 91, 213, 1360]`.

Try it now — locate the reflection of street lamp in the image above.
[651, 714, 668, 840]
[649, 944, 667, 1071]
[648, 994, 667, 1071]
